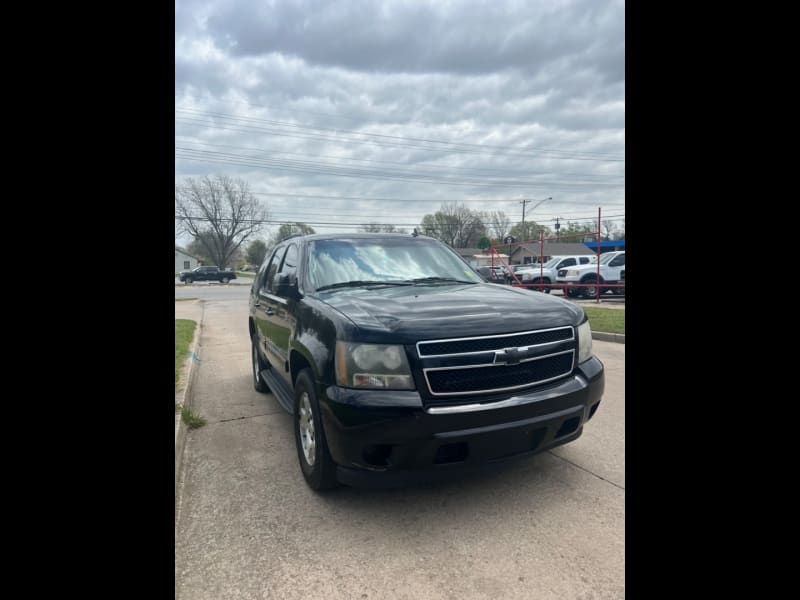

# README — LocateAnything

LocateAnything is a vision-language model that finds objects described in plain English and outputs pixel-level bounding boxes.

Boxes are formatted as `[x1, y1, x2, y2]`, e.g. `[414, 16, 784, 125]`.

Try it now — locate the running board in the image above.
[260, 368, 294, 415]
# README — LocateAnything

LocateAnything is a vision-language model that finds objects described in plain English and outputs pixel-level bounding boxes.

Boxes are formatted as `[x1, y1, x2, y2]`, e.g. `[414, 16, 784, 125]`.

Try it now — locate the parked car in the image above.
[512, 255, 597, 293]
[249, 233, 604, 490]
[476, 266, 508, 284]
[178, 265, 237, 284]
[556, 251, 625, 298]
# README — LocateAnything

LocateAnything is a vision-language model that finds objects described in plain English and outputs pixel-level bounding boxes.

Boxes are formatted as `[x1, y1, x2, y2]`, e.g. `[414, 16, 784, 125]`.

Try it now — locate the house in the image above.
[175, 247, 200, 274]
[509, 242, 596, 265]
[454, 247, 510, 268]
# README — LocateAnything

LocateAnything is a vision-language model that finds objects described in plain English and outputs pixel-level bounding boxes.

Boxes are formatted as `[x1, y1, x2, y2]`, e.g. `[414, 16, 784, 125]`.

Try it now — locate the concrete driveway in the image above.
[175, 296, 625, 600]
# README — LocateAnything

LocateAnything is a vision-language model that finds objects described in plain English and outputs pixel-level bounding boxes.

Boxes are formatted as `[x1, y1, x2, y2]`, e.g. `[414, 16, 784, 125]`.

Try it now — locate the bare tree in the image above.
[489, 211, 511, 242]
[175, 175, 269, 268]
[613, 218, 625, 240]
[419, 202, 486, 247]
[359, 223, 408, 233]
[602, 220, 618, 241]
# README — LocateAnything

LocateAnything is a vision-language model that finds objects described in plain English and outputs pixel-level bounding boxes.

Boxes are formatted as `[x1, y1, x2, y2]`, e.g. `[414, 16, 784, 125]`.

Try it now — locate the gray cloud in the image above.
[175, 0, 625, 239]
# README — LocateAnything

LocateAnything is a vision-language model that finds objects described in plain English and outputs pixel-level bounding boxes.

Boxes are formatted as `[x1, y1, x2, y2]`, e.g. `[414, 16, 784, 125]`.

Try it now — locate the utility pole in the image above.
[520, 199, 532, 242]
[520, 197, 552, 243]
[555, 217, 561, 242]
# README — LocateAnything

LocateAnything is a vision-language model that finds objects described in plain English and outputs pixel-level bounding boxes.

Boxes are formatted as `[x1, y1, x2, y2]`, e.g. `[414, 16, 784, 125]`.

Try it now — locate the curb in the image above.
[592, 331, 625, 344]
[175, 303, 204, 506]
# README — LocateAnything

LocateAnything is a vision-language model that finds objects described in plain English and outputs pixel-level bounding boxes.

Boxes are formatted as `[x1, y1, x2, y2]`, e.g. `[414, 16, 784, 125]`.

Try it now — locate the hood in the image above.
[317, 283, 583, 342]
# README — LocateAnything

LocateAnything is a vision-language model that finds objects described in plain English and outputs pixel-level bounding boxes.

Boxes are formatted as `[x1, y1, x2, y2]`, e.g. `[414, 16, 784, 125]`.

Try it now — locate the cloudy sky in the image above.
[175, 0, 624, 243]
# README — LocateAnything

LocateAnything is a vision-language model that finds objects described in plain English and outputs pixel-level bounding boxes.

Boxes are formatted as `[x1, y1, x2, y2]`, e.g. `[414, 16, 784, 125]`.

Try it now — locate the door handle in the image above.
[266, 309, 275, 315]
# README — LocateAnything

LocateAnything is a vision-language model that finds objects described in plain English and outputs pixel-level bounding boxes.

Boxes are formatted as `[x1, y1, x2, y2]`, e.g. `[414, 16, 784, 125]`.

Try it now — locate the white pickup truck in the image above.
[555, 250, 625, 298]
[513, 255, 597, 293]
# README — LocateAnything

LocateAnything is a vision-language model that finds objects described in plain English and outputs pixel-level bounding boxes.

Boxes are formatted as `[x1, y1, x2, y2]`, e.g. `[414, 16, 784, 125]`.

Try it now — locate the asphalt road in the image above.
[175, 289, 625, 600]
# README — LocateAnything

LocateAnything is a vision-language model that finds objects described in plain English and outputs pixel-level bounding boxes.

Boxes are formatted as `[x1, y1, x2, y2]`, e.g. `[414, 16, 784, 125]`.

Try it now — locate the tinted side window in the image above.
[579, 257, 590, 264]
[258, 246, 286, 293]
[561, 258, 576, 268]
[280, 244, 298, 277]
[609, 255, 625, 267]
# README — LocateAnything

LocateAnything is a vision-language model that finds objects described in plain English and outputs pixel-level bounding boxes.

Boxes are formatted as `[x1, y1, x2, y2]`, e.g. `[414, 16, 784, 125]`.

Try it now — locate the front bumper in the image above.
[319, 356, 604, 487]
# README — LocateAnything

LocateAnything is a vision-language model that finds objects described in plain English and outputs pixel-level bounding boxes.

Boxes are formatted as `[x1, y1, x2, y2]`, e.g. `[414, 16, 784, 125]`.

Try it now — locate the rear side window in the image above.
[257, 246, 287, 293]
[579, 257, 591, 264]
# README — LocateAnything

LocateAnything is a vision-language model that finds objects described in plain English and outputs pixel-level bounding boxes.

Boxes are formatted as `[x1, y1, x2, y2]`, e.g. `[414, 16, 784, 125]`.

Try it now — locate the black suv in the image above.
[249, 233, 604, 490]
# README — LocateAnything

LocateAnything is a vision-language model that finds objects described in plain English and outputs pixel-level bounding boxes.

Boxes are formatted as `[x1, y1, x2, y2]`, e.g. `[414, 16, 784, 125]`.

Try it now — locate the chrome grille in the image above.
[416, 326, 574, 357]
[417, 327, 576, 399]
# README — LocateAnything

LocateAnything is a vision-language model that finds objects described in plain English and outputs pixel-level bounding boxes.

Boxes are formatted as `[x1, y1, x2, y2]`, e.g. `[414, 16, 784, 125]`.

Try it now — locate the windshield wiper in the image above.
[315, 280, 412, 291]
[407, 277, 478, 285]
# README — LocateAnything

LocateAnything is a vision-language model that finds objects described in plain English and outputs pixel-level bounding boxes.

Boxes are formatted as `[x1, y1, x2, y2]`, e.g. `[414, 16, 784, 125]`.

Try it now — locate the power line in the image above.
[174, 184, 624, 207]
[174, 213, 624, 228]
[174, 138, 625, 181]
[175, 115, 625, 163]
[175, 150, 626, 190]
[176, 107, 625, 161]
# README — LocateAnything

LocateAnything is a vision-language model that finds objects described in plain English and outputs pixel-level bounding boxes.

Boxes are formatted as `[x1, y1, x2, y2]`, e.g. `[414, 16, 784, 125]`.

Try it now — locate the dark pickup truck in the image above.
[179, 265, 237, 284]
[249, 233, 604, 490]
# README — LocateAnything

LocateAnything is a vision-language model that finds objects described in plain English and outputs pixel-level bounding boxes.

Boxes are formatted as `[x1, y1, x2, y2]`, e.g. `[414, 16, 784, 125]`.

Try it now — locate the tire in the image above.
[221, 277, 230, 284]
[184, 277, 192, 284]
[579, 277, 600, 298]
[566, 287, 579, 298]
[531, 278, 552, 294]
[294, 369, 338, 491]
[251, 336, 269, 393]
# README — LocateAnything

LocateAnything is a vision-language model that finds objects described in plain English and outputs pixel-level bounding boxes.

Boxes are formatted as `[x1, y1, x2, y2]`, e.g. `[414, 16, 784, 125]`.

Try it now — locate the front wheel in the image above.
[536, 278, 552, 294]
[579, 278, 599, 298]
[184, 277, 192, 284]
[221, 277, 230, 284]
[294, 369, 338, 491]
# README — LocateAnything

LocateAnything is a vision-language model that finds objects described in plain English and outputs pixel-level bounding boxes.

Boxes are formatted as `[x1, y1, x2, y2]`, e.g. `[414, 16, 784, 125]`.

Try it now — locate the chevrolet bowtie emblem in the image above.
[494, 347, 530, 365]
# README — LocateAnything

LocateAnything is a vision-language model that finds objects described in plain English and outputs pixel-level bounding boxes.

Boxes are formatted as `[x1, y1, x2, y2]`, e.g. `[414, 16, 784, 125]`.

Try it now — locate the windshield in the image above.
[543, 257, 560, 268]
[599, 252, 620, 265]
[307, 238, 483, 290]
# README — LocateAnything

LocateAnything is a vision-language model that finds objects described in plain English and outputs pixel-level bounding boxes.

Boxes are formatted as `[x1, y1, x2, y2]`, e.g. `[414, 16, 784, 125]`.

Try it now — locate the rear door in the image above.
[266, 243, 300, 384]
[253, 245, 287, 370]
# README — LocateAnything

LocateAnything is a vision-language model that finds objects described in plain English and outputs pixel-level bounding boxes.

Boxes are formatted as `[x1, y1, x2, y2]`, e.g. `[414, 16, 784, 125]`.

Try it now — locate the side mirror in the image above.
[275, 273, 301, 300]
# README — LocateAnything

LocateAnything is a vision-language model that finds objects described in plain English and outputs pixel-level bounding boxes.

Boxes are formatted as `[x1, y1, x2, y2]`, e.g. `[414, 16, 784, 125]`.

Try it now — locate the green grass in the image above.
[181, 405, 207, 429]
[582, 306, 625, 334]
[175, 319, 197, 391]
[175, 297, 198, 302]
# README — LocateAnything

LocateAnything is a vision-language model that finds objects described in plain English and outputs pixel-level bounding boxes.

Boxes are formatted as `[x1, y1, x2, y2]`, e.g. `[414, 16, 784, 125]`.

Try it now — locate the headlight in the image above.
[335, 342, 415, 389]
[566, 269, 580, 277]
[577, 320, 593, 363]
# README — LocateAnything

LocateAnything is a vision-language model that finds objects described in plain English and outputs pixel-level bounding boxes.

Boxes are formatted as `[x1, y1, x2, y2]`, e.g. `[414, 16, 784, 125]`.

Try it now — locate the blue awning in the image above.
[582, 240, 625, 250]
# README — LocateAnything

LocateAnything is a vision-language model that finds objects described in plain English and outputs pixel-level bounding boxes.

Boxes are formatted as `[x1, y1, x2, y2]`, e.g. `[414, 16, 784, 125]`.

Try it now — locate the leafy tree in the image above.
[175, 175, 268, 268]
[558, 221, 597, 242]
[271, 222, 316, 245]
[477, 236, 491, 249]
[245, 239, 268, 267]
[509, 221, 552, 243]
